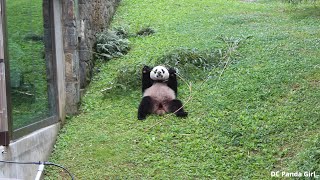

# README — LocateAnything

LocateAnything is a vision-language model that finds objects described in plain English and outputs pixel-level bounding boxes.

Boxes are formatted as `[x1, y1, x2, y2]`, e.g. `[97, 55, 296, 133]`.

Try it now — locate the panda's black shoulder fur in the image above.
[141, 65, 178, 95]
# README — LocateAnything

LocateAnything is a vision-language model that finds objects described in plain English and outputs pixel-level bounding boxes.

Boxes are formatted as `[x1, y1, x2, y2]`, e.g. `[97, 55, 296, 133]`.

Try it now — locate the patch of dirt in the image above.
[309, 80, 320, 88]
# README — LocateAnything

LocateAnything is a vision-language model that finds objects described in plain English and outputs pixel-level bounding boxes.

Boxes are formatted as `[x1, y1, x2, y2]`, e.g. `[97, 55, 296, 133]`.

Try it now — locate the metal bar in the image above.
[0, 0, 10, 146]
[44, 0, 59, 118]
[0, 1, 3, 58]
[0, 131, 8, 145]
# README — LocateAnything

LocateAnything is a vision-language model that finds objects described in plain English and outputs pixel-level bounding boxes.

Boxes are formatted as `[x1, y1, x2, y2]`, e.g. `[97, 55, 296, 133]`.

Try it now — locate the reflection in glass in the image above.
[7, 0, 50, 129]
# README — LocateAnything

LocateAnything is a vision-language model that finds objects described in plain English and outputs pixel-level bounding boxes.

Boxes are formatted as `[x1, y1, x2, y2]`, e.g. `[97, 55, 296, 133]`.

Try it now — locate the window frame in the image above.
[0, 0, 60, 144]
[0, 0, 11, 146]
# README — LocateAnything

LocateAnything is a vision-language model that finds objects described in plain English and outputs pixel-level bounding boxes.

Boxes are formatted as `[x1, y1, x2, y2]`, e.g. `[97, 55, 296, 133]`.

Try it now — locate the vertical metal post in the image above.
[0, 0, 10, 146]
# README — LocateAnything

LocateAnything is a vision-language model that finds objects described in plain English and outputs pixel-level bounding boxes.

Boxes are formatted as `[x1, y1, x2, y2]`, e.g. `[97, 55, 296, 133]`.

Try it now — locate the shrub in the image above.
[95, 30, 130, 61]
[112, 26, 131, 38]
[101, 63, 144, 95]
[155, 48, 223, 80]
[101, 36, 249, 93]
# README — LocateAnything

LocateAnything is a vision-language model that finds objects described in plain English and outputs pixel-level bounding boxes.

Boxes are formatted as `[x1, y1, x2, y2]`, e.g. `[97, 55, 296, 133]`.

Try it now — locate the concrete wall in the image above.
[0, 123, 60, 179]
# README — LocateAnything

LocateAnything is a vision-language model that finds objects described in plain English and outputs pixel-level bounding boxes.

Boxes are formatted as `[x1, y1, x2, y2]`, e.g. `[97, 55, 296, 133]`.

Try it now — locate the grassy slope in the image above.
[46, 0, 320, 179]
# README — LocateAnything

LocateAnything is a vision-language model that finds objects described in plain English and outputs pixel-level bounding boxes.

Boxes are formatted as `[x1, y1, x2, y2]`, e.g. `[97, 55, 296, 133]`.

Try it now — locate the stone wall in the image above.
[78, 0, 120, 89]
[61, 0, 120, 114]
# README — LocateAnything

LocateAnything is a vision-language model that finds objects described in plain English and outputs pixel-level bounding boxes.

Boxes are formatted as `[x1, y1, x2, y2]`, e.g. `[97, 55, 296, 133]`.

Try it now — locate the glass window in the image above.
[6, 0, 53, 130]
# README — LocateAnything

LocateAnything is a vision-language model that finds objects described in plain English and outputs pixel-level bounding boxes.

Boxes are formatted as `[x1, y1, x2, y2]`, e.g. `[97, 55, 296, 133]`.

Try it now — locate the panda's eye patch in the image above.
[154, 69, 157, 74]
[162, 69, 165, 74]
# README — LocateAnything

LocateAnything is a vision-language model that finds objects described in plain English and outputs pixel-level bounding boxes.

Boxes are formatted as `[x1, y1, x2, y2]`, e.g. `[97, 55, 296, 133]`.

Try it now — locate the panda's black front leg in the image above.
[138, 96, 153, 120]
[142, 66, 153, 93]
[169, 99, 188, 117]
[168, 68, 178, 96]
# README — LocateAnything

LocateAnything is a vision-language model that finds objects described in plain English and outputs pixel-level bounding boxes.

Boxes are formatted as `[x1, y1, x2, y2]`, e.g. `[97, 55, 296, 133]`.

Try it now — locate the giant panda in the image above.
[138, 65, 188, 120]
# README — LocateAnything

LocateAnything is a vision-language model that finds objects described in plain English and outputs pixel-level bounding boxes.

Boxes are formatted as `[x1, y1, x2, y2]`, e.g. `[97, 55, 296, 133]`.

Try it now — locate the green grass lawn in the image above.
[45, 0, 320, 179]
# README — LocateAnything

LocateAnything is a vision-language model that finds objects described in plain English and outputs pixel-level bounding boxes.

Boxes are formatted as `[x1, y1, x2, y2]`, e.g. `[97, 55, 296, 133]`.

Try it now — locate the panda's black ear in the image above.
[142, 65, 152, 74]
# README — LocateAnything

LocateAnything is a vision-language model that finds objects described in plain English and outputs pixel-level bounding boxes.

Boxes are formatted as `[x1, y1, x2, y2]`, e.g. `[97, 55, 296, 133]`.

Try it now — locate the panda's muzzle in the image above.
[156, 71, 163, 78]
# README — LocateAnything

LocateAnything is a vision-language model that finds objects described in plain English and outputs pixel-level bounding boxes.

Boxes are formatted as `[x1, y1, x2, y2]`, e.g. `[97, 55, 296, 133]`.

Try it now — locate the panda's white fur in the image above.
[143, 83, 175, 115]
[143, 66, 175, 115]
[150, 65, 170, 81]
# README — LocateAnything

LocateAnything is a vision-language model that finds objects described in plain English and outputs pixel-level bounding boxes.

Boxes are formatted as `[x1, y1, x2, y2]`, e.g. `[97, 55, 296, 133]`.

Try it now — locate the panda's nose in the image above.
[156, 71, 163, 77]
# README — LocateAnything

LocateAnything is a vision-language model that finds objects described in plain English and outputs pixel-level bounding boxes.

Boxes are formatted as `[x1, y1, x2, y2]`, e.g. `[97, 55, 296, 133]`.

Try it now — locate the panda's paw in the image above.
[142, 66, 151, 73]
[176, 111, 188, 118]
[138, 115, 146, 120]
[169, 67, 176, 74]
